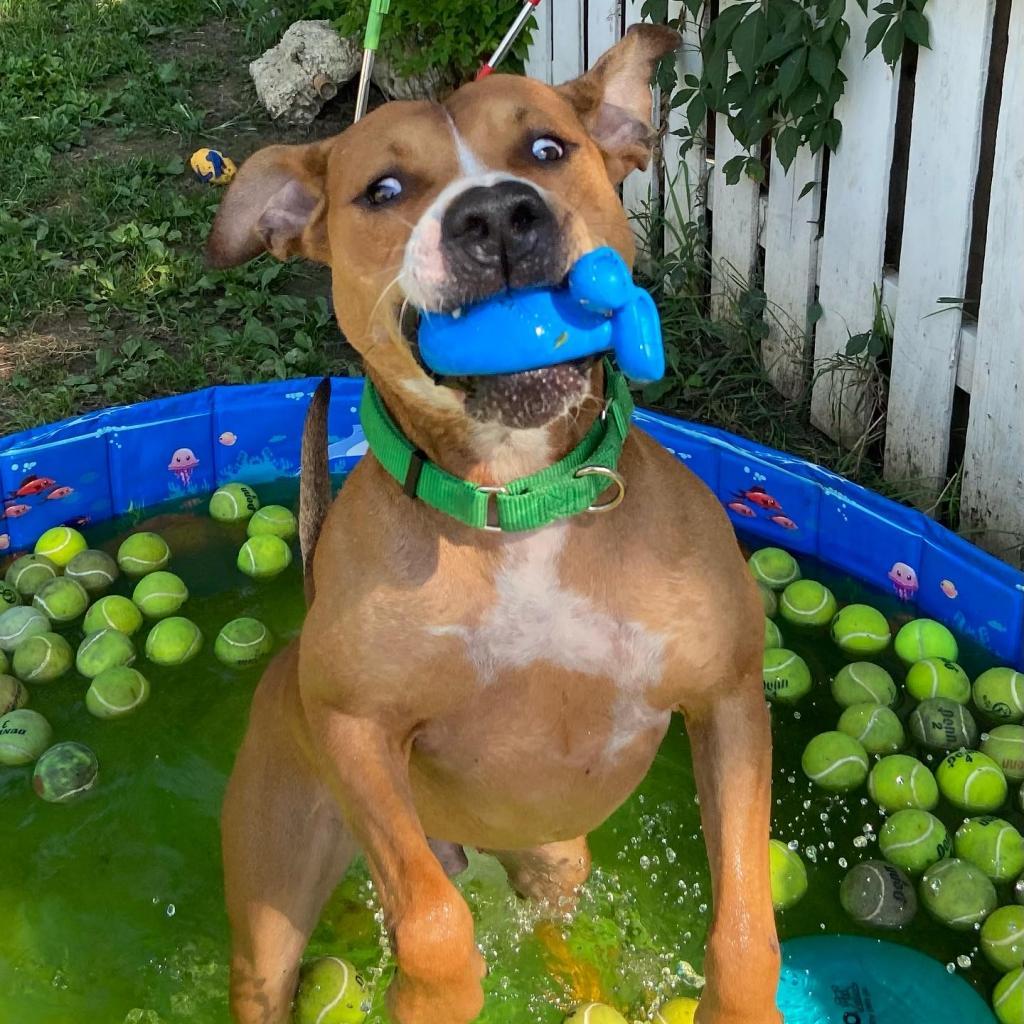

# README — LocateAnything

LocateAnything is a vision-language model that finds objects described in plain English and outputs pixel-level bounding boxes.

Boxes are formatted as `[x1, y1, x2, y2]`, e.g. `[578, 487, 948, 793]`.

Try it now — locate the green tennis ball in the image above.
[0, 580, 20, 608]
[748, 547, 800, 590]
[237, 535, 293, 580]
[831, 662, 898, 708]
[801, 731, 869, 792]
[214, 617, 273, 667]
[132, 571, 189, 619]
[294, 957, 370, 1024]
[0, 606, 50, 652]
[86, 666, 151, 719]
[769, 839, 808, 911]
[879, 809, 951, 874]
[0, 674, 28, 714]
[908, 697, 979, 751]
[868, 754, 939, 812]
[905, 658, 971, 705]
[955, 817, 1024, 882]
[994, 967, 1024, 1024]
[837, 703, 905, 755]
[75, 628, 136, 680]
[839, 860, 917, 930]
[830, 603, 891, 655]
[653, 998, 699, 1024]
[937, 748, 1008, 813]
[246, 504, 297, 540]
[4, 553, 59, 598]
[64, 549, 119, 593]
[762, 648, 812, 704]
[764, 617, 784, 650]
[209, 482, 261, 523]
[983, 907, 1024, 974]
[919, 857, 997, 931]
[563, 1006, 628, 1024]
[145, 616, 203, 666]
[894, 618, 958, 665]
[758, 583, 778, 617]
[116, 532, 171, 577]
[779, 579, 838, 627]
[84, 595, 144, 636]
[983, 726, 1024, 783]
[32, 577, 89, 624]
[12, 632, 73, 684]
[32, 741, 98, 803]
[974, 668, 1024, 724]
[0, 650, 6, 675]
[0, 709, 52, 766]
[34, 526, 87, 567]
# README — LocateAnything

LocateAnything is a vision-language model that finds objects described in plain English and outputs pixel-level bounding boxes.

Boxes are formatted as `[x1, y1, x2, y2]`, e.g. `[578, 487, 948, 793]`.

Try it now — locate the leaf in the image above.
[799, 180, 819, 200]
[774, 125, 800, 171]
[823, 117, 842, 151]
[722, 154, 748, 186]
[732, 11, 767, 84]
[777, 46, 807, 100]
[715, 2, 757, 43]
[855, 0, 868, 12]
[687, 93, 708, 133]
[867, 331, 886, 356]
[745, 156, 766, 184]
[845, 332, 869, 356]
[788, 81, 819, 117]
[809, 301, 824, 325]
[881, 20, 905, 66]
[156, 61, 179, 84]
[903, 10, 931, 47]
[865, 14, 891, 55]
[807, 44, 836, 89]
[758, 29, 800, 67]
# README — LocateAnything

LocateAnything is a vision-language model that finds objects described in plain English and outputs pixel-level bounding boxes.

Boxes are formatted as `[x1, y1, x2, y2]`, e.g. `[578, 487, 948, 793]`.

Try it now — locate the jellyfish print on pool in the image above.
[168, 448, 200, 488]
[888, 561, 920, 602]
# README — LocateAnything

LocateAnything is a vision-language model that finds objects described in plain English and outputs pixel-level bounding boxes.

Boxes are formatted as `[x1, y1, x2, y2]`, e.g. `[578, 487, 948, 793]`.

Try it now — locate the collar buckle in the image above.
[476, 484, 508, 532]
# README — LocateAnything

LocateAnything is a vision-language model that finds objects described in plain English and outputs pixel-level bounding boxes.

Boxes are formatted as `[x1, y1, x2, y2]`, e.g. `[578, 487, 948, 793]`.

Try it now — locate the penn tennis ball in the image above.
[653, 997, 699, 1024]
[762, 648, 812, 704]
[293, 957, 371, 1024]
[86, 666, 151, 720]
[837, 703, 905, 755]
[908, 697, 979, 752]
[214, 617, 273, 667]
[779, 579, 838, 628]
[758, 583, 778, 618]
[919, 857, 997, 931]
[982, 726, 1024, 783]
[878, 809, 952, 875]
[839, 860, 917, 930]
[0, 580, 20, 608]
[64, 548, 119, 593]
[5, 553, 59, 598]
[32, 577, 89, 624]
[955, 817, 1024, 883]
[75, 628, 136, 680]
[764, 617, 784, 650]
[12, 632, 73, 684]
[974, 668, 1024, 724]
[982, 906, 1024, 974]
[145, 616, 203, 666]
[0, 709, 52, 766]
[33, 526, 87, 567]
[937, 748, 1008, 813]
[32, 741, 98, 803]
[0, 606, 50, 652]
[769, 839, 808, 911]
[237, 535, 292, 580]
[246, 504, 297, 541]
[994, 967, 1024, 1024]
[131, 571, 189, 619]
[831, 662, 898, 709]
[904, 658, 972, 705]
[830, 603, 891, 656]
[894, 618, 958, 665]
[801, 731, 869, 792]
[0, 674, 28, 714]
[116, 532, 171, 577]
[868, 754, 939, 812]
[747, 548, 801, 590]
[209, 482, 261, 523]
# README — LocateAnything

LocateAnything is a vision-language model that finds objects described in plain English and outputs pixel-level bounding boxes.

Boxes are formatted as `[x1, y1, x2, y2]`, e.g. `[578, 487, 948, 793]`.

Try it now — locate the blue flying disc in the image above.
[777, 935, 995, 1023]
[417, 246, 664, 382]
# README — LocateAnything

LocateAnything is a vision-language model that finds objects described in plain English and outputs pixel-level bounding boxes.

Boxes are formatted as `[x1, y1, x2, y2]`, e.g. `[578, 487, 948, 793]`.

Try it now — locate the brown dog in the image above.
[208, 25, 781, 1024]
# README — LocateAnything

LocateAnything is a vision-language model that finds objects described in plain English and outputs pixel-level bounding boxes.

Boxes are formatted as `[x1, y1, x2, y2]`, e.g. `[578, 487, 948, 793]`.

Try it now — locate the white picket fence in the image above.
[526, 0, 1024, 564]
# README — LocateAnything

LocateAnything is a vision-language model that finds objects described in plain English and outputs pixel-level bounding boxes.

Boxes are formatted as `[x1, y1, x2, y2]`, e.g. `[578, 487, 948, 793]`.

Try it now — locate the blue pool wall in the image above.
[2, 376, 1022, 668]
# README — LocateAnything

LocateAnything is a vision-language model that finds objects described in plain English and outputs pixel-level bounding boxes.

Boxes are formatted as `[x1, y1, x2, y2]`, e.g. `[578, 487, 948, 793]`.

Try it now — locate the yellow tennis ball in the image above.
[247, 504, 297, 540]
[653, 997, 699, 1023]
[905, 658, 971, 704]
[878, 809, 951, 875]
[974, 668, 1024, 724]
[837, 703, 904, 755]
[64, 549, 119, 593]
[5, 553, 59, 597]
[32, 577, 89, 624]
[830, 603, 891, 655]
[145, 616, 203, 666]
[994, 966, 1024, 1024]
[294, 957, 370, 1024]
[117, 532, 171, 577]
[955, 816, 1024, 882]
[762, 648, 812, 704]
[12, 632, 73, 684]
[920, 857, 996, 931]
[84, 595, 144, 636]
[748, 547, 801, 590]
[831, 662, 897, 708]
[893, 618, 958, 664]
[563, 1003, 628, 1024]
[0, 708, 52, 766]
[209, 483, 260, 523]
[982, 726, 1024, 782]
[764, 617, 784, 650]
[76, 628, 136, 679]
[779, 580, 837, 628]
[214, 617, 273, 667]
[0, 606, 50, 652]
[982, 906, 1024, 973]
[0, 674, 29, 714]
[937, 748, 1008, 813]
[769, 838, 808, 911]
[132, 571, 189, 619]
[34, 526, 87, 567]
[237, 535, 292, 580]
[801, 731, 869, 791]
[86, 666, 151, 719]
[868, 754, 939, 812]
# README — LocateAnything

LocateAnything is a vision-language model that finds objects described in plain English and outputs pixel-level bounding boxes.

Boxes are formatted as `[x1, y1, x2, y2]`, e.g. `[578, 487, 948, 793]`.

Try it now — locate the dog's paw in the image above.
[387, 953, 486, 1024]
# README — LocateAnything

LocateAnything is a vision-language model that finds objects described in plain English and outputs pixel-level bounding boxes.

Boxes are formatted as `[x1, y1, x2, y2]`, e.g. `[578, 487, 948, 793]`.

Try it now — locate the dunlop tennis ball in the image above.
[145, 616, 202, 666]
[868, 754, 939, 812]
[76, 628, 136, 680]
[769, 839, 808, 911]
[994, 967, 1024, 1024]
[878, 809, 951, 875]
[12, 632, 73, 684]
[983, 726, 1024, 782]
[982, 906, 1024, 973]
[937, 748, 1008, 813]
[132, 571, 189, 619]
[831, 662, 898, 708]
[764, 617, 783, 650]
[839, 860, 917, 930]
[920, 857, 997, 931]
[246, 504, 297, 540]
[32, 577, 89, 624]
[86, 666, 150, 719]
[801, 731, 869, 792]
[33, 741, 98, 803]
[653, 998, 699, 1024]
[0, 606, 50, 652]
[905, 658, 971, 705]
[214, 617, 273, 667]
[116, 532, 171, 577]
[5, 553, 58, 598]
[64, 549, 119, 593]
[955, 817, 1024, 882]
[209, 483, 260, 523]
[908, 697, 978, 751]
[894, 618, 958, 665]
[0, 709, 52, 766]
[837, 703, 905, 755]
[293, 956, 370, 1024]
[830, 603, 891, 655]
[237, 535, 292, 580]
[34, 526, 87, 567]
[0, 580, 20, 608]
[0, 674, 28, 714]
[762, 649, 812, 704]
[779, 580, 837, 628]
[84, 595, 144, 636]
[974, 668, 1024, 724]
[747, 548, 800, 590]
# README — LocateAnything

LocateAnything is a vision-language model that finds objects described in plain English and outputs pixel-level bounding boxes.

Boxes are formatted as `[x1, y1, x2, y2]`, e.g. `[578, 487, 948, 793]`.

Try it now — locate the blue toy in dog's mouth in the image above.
[417, 246, 665, 383]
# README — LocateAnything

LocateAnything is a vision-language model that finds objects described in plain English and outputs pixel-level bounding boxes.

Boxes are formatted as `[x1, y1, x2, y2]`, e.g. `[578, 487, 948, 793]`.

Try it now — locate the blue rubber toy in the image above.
[417, 246, 665, 382]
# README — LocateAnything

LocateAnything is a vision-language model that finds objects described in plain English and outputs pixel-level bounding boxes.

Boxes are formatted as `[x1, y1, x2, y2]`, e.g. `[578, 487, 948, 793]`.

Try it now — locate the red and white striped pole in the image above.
[476, 0, 543, 79]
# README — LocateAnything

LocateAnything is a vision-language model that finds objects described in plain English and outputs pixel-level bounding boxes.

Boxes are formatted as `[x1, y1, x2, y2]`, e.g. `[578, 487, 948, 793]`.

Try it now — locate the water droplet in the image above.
[166, 904, 176, 918]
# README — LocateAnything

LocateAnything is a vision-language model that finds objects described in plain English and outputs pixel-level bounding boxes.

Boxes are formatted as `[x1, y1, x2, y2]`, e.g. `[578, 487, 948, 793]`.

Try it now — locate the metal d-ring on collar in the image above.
[574, 465, 627, 512]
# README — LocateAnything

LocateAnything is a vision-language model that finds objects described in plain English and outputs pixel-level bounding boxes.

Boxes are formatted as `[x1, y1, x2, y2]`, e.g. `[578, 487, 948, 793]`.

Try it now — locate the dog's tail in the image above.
[299, 377, 332, 606]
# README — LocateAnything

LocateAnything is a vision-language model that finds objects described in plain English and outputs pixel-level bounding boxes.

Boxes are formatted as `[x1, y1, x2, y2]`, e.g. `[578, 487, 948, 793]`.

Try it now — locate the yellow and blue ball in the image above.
[190, 148, 237, 185]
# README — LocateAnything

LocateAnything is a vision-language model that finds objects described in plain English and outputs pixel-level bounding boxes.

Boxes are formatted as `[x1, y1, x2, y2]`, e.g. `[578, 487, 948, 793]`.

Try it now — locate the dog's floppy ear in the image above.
[206, 141, 332, 268]
[557, 24, 680, 184]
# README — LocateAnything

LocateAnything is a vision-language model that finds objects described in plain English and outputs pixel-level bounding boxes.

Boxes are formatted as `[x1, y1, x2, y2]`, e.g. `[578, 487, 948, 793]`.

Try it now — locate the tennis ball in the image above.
[801, 731, 869, 792]
[937, 748, 1008, 813]
[0, 606, 50, 651]
[830, 603, 891, 656]
[764, 617, 783, 650]
[837, 703, 905, 755]
[879, 809, 951, 875]
[974, 668, 1024, 724]
[64, 549, 119, 593]
[0, 709, 52, 766]
[32, 577, 89, 624]
[955, 817, 1024, 882]
[86, 666, 151, 719]
[779, 580, 838, 627]
[214, 617, 273, 667]
[762, 649, 812, 704]
[894, 618, 958, 665]
[34, 526, 87, 567]
[294, 957, 370, 1024]
[237, 535, 292, 580]
[0, 580, 20, 608]
[132, 571, 189, 619]
[983, 726, 1024, 782]
[84, 595, 144, 636]
[839, 860, 917, 930]
[247, 504, 297, 540]
[831, 662, 898, 708]
[209, 482, 261, 523]
[4, 553, 58, 598]
[983, 907, 1024, 974]
[994, 967, 1024, 1024]
[905, 658, 971, 705]
[868, 754, 939, 812]
[769, 839, 808, 911]
[145, 616, 203, 666]
[32, 741, 98, 803]
[909, 697, 979, 751]
[758, 583, 778, 618]
[653, 997, 699, 1024]
[748, 548, 800, 590]
[75, 628, 136, 679]
[920, 857, 997, 931]
[12, 632, 73, 684]
[116, 532, 171, 577]
[0, 674, 28, 714]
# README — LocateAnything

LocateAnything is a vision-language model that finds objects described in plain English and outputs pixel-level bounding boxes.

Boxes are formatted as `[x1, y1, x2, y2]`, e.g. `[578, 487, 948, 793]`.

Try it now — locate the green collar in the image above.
[359, 362, 634, 532]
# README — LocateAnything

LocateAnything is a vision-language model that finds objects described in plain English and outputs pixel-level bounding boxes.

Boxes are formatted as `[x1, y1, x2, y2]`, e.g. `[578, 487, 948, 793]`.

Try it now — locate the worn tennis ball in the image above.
[32, 577, 89, 624]
[0, 709, 52, 766]
[983, 726, 1024, 782]
[12, 632, 73, 684]
[758, 583, 778, 618]
[838, 703, 905, 755]
[116, 532, 171, 577]
[5, 553, 59, 598]
[937, 748, 1008, 813]
[762, 649, 812, 704]
[32, 741, 98, 803]
[132, 571, 189, 619]
[0, 674, 28, 714]
[34, 526, 87, 567]
[955, 817, 1024, 882]
[894, 618, 958, 665]
[75, 628, 136, 679]
[0, 580, 20, 608]
[209, 482, 261, 523]
[246, 504, 297, 541]
[653, 997, 699, 1024]
[994, 967, 1024, 1024]
[0, 606, 50, 652]
[868, 754, 939, 812]
[801, 731, 869, 792]
[769, 839, 808, 911]
[779, 579, 838, 627]
[294, 956, 370, 1024]
[145, 616, 203, 666]
[214, 617, 273, 667]
[563, 1006, 628, 1024]
[747, 548, 800, 590]
[831, 662, 898, 708]
[879, 809, 952, 875]
[764, 617, 783, 650]
[974, 668, 1024, 724]
[920, 857, 997, 931]
[237, 535, 292, 580]
[905, 658, 971, 705]
[983, 907, 1024, 974]
[839, 860, 917, 930]
[84, 595, 144, 636]
[909, 697, 979, 752]
[830, 603, 891, 655]
[64, 549, 119, 593]
[86, 666, 151, 719]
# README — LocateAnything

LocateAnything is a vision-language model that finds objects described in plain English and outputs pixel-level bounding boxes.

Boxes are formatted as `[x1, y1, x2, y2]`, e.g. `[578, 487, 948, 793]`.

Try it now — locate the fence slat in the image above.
[961, 0, 1024, 561]
[587, 0, 622, 67]
[622, 0, 653, 230]
[525, 0, 553, 82]
[551, 0, 585, 82]
[883, 0, 995, 501]
[809, 1, 900, 446]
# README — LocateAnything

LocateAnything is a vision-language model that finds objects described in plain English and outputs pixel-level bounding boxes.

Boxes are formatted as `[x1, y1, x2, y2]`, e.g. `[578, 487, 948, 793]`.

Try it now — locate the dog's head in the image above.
[207, 26, 679, 468]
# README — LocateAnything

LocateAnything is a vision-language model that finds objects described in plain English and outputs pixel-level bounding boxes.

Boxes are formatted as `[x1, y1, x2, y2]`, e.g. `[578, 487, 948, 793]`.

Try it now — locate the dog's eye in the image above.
[531, 137, 565, 162]
[364, 176, 403, 205]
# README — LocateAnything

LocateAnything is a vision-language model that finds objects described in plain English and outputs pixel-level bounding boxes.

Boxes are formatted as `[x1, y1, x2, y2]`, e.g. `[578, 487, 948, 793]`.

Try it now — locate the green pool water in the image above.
[0, 484, 1009, 1024]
